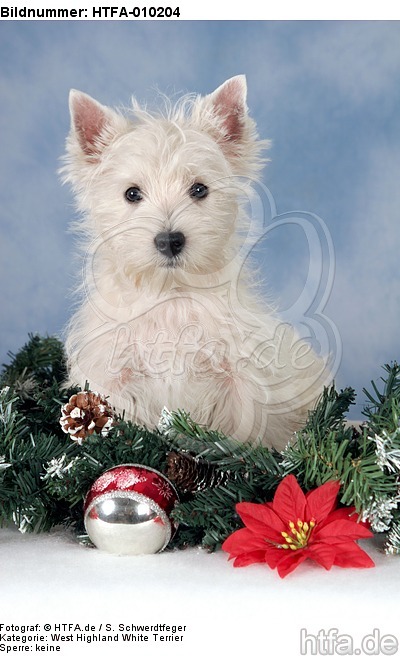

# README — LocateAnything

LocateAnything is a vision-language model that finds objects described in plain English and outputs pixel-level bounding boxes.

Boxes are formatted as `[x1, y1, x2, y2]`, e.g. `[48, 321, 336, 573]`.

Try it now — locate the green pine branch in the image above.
[1, 333, 67, 389]
[1, 334, 400, 554]
[363, 362, 400, 434]
[385, 511, 400, 555]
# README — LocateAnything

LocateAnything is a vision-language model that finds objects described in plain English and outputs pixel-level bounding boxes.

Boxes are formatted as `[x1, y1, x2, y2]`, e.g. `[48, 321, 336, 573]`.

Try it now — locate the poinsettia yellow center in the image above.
[281, 519, 316, 550]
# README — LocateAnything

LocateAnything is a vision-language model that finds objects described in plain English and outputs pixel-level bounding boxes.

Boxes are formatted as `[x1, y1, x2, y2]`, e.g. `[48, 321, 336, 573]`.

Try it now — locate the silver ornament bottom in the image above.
[84, 490, 172, 556]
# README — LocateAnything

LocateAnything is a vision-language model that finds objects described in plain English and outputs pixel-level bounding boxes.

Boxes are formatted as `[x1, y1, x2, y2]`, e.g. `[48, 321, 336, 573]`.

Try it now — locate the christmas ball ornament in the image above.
[60, 391, 114, 442]
[83, 464, 179, 555]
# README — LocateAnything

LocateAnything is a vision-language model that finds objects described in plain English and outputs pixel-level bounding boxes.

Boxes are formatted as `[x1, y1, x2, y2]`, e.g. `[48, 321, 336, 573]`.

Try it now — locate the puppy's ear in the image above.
[194, 76, 269, 176]
[68, 90, 126, 159]
[206, 75, 249, 145]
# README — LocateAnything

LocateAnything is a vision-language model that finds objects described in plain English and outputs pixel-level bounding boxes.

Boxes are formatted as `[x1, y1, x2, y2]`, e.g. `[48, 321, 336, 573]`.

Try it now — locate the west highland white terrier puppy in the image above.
[62, 76, 328, 449]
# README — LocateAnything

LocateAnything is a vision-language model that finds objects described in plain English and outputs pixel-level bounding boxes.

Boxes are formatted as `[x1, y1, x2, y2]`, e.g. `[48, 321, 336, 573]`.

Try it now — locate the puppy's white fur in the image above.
[62, 76, 328, 449]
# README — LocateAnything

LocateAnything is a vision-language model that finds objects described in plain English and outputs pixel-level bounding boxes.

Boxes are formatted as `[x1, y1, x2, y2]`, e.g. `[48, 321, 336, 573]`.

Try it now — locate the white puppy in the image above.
[62, 76, 328, 449]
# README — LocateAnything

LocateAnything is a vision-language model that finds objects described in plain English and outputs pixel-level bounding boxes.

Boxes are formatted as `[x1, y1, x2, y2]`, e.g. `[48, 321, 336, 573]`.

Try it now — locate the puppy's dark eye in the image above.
[125, 186, 143, 203]
[189, 182, 208, 200]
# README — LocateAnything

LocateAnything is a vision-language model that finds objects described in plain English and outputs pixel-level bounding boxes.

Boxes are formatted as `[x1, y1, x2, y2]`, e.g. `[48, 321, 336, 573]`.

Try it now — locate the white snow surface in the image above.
[1, 527, 400, 655]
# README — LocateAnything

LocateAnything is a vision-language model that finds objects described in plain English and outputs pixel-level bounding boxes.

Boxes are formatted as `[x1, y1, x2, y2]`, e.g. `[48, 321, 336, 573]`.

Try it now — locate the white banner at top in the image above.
[1, 0, 399, 21]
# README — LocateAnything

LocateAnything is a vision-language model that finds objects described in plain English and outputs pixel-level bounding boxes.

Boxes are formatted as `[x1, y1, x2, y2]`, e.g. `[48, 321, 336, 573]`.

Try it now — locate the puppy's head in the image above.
[62, 77, 269, 280]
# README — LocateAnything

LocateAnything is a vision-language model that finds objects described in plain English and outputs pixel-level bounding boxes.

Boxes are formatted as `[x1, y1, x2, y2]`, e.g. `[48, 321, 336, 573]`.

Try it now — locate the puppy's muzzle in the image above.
[154, 231, 186, 258]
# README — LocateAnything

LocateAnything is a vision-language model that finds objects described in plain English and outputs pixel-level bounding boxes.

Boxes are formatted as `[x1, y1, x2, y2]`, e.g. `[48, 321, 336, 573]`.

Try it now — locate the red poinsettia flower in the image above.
[222, 475, 375, 578]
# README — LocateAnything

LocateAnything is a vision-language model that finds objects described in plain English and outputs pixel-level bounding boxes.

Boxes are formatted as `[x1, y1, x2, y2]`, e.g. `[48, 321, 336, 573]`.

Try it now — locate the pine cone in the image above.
[166, 451, 227, 494]
[60, 391, 114, 442]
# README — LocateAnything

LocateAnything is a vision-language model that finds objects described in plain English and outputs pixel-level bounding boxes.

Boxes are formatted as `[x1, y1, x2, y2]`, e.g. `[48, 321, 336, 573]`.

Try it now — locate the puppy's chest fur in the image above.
[86, 287, 263, 384]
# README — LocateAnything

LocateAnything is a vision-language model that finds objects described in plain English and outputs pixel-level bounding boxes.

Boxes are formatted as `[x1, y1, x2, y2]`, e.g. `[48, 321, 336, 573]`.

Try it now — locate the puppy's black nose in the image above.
[154, 231, 186, 258]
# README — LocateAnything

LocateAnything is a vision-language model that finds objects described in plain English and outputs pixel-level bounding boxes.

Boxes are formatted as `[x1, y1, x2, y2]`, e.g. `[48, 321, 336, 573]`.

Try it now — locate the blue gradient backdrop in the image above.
[1, 20, 399, 417]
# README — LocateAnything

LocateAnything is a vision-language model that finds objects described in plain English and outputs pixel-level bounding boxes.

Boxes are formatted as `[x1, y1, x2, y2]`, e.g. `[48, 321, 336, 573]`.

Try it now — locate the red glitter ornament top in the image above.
[83, 464, 179, 518]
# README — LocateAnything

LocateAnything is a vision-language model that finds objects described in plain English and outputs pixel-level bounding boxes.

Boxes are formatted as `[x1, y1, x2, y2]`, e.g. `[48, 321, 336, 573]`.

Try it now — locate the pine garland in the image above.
[1, 334, 400, 555]
[0, 386, 78, 532]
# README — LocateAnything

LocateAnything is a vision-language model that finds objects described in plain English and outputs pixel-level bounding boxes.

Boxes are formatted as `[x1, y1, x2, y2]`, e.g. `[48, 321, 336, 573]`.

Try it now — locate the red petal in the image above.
[332, 542, 375, 569]
[222, 528, 268, 557]
[305, 479, 340, 523]
[275, 551, 308, 578]
[315, 519, 373, 544]
[272, 475, 306, 524]
[321, 507, 372, 532]
[236, 502, 286, 540]
[321, 506, 359, 524]
[263, 546, 288, 569]
[232, 551, 267, 567]
[306, 543, 336, 570]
